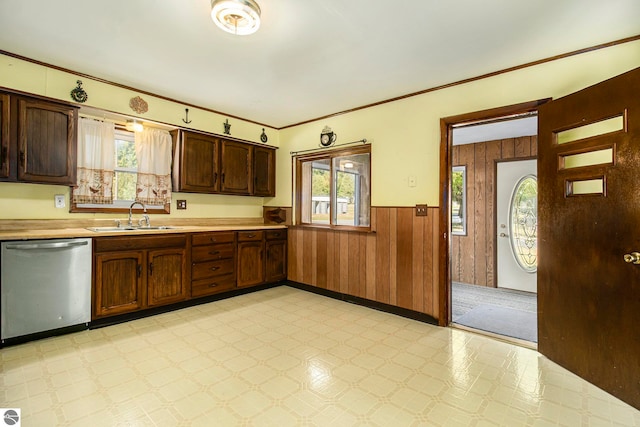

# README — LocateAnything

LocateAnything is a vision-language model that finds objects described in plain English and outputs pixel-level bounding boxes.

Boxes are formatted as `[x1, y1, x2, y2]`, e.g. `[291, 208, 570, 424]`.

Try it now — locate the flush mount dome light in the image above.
[211, 0, 261, 36]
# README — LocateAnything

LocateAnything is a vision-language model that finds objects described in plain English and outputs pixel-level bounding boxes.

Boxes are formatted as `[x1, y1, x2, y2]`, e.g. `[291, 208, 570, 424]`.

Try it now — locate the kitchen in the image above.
[1, 1, 640, 425]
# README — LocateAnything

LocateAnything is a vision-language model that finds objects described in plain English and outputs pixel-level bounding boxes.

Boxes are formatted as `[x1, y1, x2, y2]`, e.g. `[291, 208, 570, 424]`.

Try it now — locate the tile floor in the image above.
[1, 286, 639, 426]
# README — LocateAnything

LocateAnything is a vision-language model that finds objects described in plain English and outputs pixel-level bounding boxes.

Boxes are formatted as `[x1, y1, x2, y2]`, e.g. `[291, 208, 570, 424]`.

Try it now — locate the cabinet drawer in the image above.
[192, 259, 235, 281]
[238, 230, 263, 242]
[192, 232, 235, 246]
[191, 274, 236, 298]
[95, 234, 186, 252]
[266, 229, 287, 241]
[192, 243, 235, 262]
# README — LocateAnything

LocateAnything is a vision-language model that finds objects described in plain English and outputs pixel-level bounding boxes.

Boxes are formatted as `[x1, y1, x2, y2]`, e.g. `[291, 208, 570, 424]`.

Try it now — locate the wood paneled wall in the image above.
[451, 136, 537, 287]
[288, 206, 440, 319]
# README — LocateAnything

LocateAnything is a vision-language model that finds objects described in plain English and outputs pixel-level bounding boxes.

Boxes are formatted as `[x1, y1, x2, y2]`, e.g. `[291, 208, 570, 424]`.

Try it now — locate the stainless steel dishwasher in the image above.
[1, 238, 92, 341]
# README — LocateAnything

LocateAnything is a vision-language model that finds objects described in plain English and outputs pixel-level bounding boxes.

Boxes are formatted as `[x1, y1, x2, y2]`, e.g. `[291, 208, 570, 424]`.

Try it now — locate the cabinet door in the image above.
[94, 251, 145, 318]
[237, 241, 264, 287]
[177, 131, 220, 193]
[147, 248, 187, 307]
[17, 98, 77, 185]
[221, 140, 252, 194]
[0, 93, 9, 179]
[265, 239, 287, 283]
[253, 146, 275, 196]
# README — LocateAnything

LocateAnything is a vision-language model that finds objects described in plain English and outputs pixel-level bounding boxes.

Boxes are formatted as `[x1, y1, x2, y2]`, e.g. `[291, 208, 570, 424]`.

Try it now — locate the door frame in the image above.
[438, 99, 550, 326]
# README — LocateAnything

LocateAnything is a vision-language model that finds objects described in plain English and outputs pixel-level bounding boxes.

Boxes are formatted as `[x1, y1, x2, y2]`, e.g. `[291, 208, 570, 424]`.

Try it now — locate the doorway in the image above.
[439, 100, 548, 343]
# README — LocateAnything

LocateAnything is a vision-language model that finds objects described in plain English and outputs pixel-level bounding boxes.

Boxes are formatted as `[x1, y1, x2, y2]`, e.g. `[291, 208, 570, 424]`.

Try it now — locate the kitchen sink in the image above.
[86, 226, 180, 232]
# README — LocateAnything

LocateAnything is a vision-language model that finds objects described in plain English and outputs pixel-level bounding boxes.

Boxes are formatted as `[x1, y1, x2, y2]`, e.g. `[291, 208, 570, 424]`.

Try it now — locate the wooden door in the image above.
[177, 131, 220, 193]
[538, 67, 640, 409]
[17, 98, 77, 185]
[221, 140, 252, 194]
[237, 241, 264, 287]
[94, 251, 145, 318]
[254, 146, 275, 196]
[0, 93, 9, 179]
[147, 248, 187, 307]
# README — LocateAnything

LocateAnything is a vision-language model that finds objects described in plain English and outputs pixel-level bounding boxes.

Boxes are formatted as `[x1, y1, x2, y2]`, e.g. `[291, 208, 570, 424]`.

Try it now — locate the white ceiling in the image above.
[1, 0, 639, 128]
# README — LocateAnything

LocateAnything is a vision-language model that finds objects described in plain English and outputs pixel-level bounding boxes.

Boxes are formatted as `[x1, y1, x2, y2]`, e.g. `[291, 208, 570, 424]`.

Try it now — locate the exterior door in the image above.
[496, 159, 537, 292]
[538, 66, 640, 409]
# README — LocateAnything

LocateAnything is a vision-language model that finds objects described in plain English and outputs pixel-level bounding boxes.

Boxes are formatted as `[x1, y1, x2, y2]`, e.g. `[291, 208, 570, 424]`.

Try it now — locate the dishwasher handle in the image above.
[4, 240, 90, 250]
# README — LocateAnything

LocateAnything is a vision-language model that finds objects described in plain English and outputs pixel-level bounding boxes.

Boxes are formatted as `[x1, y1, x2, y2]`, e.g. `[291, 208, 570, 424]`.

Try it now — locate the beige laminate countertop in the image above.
[0, 224, 287, 241]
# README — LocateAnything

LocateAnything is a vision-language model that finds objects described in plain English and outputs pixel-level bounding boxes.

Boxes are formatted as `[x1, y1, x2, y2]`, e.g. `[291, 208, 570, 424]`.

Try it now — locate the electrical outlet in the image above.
[415, 204, 428, 216]
[177, 200, 187, 210]
[54, 194, 66, 208]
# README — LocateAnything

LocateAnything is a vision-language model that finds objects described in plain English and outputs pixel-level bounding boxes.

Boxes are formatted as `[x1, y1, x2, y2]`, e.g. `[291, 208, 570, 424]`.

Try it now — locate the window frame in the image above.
[70, 127, 170, 214]
[294, 144, 371, 232]
[451, 165, 467, 236]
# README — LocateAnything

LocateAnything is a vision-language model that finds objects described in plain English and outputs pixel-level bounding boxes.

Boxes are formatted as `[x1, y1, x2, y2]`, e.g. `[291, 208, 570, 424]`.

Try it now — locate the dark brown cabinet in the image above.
[237, 231, 264, 288]
[147, 248, 188, 307]
[0, 91, 78, 185]
[93, 235, 188, 319]
[172, 129, 276, 197]
[172, 130, 220, 193]
[265, 230, 287, 283]
[221, 140, 252, 194]
[94, 250, 145, 318]
[191, 231, 237, 297]
[0, 93, 9, 179]
[254, 146, 275, 197]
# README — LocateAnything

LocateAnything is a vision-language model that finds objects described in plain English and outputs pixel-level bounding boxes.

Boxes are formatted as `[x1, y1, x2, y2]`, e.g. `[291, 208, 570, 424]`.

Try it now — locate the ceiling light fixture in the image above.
[211, 0, 261, 36]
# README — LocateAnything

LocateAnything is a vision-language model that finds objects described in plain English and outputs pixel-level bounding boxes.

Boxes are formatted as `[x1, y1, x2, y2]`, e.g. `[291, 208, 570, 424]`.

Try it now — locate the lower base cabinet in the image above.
[93, 235, 188, 319]
[93, 229, 287, 320]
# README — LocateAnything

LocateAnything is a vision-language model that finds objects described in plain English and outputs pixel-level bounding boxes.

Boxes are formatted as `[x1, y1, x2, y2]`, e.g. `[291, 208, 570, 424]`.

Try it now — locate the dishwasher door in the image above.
[1, 238, 92, 340]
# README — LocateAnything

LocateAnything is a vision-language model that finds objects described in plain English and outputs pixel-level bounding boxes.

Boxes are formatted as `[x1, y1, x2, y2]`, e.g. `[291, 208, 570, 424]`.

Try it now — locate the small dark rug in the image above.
[454, 304, 537, 343]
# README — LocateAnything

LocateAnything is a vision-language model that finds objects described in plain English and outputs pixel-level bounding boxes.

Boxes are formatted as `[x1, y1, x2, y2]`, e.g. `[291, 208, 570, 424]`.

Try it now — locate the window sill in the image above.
[290, 224, 374, 234]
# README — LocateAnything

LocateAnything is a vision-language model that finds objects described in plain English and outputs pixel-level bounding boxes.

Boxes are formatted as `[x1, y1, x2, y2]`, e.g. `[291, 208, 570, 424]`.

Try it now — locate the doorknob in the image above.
[623, 252, 640, 264]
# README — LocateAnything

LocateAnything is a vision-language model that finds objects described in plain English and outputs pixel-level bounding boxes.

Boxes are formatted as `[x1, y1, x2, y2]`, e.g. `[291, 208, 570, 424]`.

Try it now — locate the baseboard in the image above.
[285, 281, 438, 326]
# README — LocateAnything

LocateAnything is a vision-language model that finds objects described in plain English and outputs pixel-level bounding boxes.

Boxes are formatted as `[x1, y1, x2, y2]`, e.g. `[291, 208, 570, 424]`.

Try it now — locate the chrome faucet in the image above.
[128, 201, 149, 227]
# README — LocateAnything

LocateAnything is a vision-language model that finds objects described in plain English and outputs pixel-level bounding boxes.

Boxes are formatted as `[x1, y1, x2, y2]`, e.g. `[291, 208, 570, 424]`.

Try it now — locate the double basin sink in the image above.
[86, 226, 180, 232]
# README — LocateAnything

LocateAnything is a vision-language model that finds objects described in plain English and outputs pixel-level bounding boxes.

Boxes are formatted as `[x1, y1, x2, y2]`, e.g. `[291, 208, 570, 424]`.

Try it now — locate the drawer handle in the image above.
[209, 283, 218, 288]
[209, 250, 220, 255]
[210, 266, 219, 271]
[246, 234, 256, 238]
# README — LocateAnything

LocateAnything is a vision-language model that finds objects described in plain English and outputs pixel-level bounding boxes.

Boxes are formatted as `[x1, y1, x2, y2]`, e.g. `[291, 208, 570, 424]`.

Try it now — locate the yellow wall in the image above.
[1, 40, 639, 219]
[0, 54, 278, 220]
[275, 39, 640, 207]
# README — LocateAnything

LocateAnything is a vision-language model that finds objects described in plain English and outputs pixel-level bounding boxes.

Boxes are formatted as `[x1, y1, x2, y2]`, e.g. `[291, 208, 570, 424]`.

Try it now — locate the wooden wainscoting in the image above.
[288, 206, 440, 319]
[451, 136, 537, 287]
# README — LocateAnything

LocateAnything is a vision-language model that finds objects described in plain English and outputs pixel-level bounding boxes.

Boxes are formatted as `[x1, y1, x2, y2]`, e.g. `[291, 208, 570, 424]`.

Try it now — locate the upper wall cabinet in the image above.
[221, 140, 252, 195]
[0, 91, 78, 185]
[172, 130, 220, 193]
[172, 129, 276, 197]
[253, 146, 275, 197]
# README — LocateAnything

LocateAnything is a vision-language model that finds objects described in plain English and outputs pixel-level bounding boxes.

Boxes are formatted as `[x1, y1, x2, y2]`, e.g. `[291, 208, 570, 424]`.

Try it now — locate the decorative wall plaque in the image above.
[223, 119, 231, 135]
[129, 96, 148, 114]
[70, 80, 88, 103]
[260, 128, 268, 143]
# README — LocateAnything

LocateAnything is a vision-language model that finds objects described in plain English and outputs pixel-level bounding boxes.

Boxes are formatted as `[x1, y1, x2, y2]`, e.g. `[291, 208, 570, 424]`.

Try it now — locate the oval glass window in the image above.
[509, 175, 538, 272]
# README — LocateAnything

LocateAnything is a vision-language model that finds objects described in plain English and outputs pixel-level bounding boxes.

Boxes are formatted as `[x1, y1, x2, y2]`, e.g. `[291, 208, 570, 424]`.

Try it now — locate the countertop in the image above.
[0, 221, 287, 241]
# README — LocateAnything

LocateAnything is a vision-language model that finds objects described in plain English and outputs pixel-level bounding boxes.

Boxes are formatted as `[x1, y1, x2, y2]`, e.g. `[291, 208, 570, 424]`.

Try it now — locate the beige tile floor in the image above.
[1, 286, 639, 426]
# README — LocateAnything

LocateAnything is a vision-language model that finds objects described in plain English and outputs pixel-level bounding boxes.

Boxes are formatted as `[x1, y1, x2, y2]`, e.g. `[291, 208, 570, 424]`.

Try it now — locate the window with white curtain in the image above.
[72, 117, 173, 213]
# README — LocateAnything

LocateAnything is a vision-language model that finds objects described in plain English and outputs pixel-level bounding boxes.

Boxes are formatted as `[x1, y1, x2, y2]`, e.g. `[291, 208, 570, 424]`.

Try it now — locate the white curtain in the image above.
[72, 118, 115, 204]
[135, 128, 172, 205]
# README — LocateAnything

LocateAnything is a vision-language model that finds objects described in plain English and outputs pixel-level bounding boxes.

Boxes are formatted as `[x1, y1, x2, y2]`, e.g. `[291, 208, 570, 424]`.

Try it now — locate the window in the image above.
[451, 165, 466, 235]
[295, 145, 371, 230]
[72, 127, 170, 213]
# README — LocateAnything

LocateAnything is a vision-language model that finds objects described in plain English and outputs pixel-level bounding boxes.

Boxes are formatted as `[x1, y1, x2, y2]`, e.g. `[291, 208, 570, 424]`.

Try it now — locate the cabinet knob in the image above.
[209, 250, 220, 255]
[210, 266, 219, 271]
[208, 283, 218, 288]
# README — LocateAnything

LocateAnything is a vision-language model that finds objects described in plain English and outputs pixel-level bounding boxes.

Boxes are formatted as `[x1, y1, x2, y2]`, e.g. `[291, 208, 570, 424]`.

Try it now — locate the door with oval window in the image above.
[496, 159, 537, 293]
